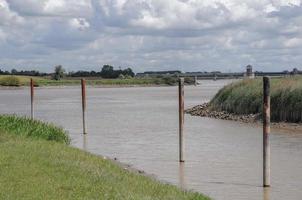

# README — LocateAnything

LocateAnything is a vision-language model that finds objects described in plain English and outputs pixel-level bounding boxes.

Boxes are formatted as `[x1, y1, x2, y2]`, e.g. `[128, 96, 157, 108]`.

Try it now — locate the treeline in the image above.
[69, 65, 135, 78]
[0, 69, 48, 76]
[0, 65, 135, 79]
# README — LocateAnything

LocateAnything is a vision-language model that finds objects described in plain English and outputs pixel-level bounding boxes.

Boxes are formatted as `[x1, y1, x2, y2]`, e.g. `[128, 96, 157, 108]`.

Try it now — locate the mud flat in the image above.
[186, 103, 302, 133]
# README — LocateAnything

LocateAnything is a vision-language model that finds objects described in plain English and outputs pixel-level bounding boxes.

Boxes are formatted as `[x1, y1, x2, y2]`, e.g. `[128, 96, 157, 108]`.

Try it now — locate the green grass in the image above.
[0, 115, 209, 200]
[0, 115, 70, 144]
[0, 75, 46, 86]
[0, 75, 194, 87]
[210, 76, 302, 122]
[0, 76, 22, 86]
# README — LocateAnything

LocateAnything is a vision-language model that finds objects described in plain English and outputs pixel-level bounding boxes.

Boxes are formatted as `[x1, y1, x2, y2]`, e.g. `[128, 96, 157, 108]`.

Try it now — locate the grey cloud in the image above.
[9, 0, 92, 18]
[268, 4, 302, 18]
[31, 19, 97, 50]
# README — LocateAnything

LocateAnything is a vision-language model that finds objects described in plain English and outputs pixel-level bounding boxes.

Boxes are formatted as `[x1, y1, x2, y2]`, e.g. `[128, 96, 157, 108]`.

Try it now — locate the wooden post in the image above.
[81, 79, 87, 134]
[179, 78, 185, 162]
[194, 76, 197, 86]
[30, 78, 34, 120]
[263, 76, 270, 187]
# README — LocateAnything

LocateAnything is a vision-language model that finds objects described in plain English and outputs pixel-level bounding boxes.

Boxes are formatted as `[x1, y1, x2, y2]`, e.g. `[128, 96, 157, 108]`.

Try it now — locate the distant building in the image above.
[292, 68, 299, 75]
[244, 65, 255, 79]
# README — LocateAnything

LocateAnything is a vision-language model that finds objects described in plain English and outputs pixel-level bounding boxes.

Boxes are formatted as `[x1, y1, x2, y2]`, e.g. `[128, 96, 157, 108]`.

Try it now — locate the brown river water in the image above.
[0, 80, 302, 200]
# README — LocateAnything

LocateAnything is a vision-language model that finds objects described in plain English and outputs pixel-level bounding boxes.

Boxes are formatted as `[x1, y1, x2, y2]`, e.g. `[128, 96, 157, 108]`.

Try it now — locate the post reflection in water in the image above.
[263, 187, 270, 200]
[82, 134, 87, 151]
[178, 162, 186, 189]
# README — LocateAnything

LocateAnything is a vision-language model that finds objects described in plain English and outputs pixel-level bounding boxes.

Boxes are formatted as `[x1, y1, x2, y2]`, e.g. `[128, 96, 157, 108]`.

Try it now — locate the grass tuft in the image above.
[0, 115, 70, 144]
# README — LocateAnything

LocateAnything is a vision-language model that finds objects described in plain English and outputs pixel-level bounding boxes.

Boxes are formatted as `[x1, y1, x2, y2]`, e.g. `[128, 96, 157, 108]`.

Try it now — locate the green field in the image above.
[0, 75, 194, 87]
[0, 115, 209, 200]
[210, 76, 302, 122]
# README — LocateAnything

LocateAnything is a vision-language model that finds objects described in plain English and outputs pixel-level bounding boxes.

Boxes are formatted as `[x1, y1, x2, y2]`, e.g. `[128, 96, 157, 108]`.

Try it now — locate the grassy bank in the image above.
[210, 76, 302, 122]
[0, 115, 209, 200]
[0, 75, 194, 87]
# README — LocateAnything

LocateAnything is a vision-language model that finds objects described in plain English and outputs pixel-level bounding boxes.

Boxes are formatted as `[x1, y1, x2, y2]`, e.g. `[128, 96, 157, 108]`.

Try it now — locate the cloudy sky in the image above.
[0, 0, 302, 73]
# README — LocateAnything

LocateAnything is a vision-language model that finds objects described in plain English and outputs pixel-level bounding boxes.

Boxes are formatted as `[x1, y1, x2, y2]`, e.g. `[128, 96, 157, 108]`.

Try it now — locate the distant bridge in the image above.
[179, 72, 293, 80]
[137, 71, 298, 80]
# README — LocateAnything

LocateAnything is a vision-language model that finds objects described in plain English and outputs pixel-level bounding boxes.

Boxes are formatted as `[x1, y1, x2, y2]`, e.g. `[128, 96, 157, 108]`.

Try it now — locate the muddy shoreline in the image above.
[186, 103, 302, 133]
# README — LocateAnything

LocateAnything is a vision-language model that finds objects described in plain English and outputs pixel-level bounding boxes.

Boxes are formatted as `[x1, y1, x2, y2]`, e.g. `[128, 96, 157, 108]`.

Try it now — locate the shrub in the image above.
[162, 76, 178, 85]
[184, 77, 195, 85]
[118, 74, 125, 79]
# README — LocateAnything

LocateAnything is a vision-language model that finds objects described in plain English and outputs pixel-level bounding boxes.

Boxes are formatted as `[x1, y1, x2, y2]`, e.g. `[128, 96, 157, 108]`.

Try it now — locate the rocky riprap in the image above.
[185, 103, 260, 123]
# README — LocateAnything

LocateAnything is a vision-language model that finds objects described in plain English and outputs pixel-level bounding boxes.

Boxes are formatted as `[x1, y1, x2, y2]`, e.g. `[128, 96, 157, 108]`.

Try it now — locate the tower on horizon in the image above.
[244, 65, 255, 79]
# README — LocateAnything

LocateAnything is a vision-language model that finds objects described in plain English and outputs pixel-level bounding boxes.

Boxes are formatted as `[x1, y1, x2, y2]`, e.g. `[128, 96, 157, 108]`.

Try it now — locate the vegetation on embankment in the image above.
[0, 115, 70, 144]
[0, 115, 209, 200]
[0, 75, 194, 87]
[209, 76, 302, 123]
[0, 76, 22, 86]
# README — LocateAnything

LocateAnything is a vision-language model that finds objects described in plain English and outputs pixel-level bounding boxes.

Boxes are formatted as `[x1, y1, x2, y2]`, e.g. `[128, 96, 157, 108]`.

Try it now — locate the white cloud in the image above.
[44, 0, 66, 13]
[284, 37, 302, 47]
[0, 0, 23, 25]
[70, 18, 90, 31]
[8, 0, 92, 17]
[0, 0, 301, 72]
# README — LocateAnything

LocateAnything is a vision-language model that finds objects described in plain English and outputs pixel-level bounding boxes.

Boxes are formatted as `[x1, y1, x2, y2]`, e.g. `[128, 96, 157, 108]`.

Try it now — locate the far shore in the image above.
[0, 75, 196, 87]
[0, 84, 178, 89]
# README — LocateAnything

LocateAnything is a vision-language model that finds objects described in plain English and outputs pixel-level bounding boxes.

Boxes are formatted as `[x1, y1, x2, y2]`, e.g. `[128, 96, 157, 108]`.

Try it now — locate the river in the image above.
[0, 80, 301, 200]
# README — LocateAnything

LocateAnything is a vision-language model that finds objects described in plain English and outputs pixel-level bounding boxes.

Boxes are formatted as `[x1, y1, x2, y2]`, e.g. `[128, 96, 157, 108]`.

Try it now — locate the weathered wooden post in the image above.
[179, 78, 185, 162]
[194, 76, 197, 86]
[30, 78, 34, 120]
[81, 79, 87, 134]
[263, 76, 270, 187]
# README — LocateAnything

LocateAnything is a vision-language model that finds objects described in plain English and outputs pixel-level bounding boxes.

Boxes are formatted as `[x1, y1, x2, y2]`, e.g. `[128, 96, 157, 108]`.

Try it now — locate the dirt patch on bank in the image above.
[185, 103, 260, 123]
[186, 103, 302, 133]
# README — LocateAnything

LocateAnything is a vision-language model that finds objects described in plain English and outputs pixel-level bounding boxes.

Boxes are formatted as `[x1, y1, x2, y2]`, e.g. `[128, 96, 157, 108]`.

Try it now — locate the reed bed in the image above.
[210, 76, 302, 122]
